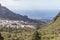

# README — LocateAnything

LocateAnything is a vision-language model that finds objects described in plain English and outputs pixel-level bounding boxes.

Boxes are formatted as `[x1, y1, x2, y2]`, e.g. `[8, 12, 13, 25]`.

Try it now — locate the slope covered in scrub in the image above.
[40, 12, 60, 40]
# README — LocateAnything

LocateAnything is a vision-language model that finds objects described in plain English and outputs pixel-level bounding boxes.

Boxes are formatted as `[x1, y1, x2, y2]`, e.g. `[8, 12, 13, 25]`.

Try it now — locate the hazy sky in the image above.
[0, 0, 60, 10]
[0, 0, 60, 19]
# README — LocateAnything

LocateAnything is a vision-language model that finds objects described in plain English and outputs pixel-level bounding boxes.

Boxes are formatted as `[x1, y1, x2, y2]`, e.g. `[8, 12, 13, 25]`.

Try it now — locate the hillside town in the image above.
[0, 19, 36, 29]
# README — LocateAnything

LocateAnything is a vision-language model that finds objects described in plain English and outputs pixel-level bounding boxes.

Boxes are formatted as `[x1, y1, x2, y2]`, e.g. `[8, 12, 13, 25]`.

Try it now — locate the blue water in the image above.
[14, 10, 59, 20]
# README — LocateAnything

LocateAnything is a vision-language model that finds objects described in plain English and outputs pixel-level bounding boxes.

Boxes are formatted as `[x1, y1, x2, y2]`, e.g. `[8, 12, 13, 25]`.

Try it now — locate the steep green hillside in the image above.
[40, 12, 60, 40]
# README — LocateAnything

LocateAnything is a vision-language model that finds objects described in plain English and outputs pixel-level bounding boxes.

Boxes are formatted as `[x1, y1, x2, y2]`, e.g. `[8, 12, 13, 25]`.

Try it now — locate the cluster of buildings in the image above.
[0, 19, 36, 29]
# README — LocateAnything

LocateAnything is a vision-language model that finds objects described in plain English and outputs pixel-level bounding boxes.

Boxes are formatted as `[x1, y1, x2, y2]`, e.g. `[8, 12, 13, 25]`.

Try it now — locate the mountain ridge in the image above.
[0, 4, 48, 25]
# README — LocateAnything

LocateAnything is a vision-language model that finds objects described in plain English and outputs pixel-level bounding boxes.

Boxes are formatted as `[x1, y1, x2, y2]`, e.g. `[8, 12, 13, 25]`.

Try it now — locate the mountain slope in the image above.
[0, 4, 29, 21]
[0, 4, 48, 25]
[40, 12, 60, 40]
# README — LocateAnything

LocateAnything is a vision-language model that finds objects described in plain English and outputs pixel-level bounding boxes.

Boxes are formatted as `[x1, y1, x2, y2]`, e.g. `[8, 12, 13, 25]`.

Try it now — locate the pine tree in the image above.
[0, 33, 4, 40]
[32, 31, 41, 40]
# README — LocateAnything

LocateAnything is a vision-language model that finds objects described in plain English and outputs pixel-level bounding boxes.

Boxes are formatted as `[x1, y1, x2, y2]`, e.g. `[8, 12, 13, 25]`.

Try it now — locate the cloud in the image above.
[0, 0, 60, 10]
[0, 0, 60, 19]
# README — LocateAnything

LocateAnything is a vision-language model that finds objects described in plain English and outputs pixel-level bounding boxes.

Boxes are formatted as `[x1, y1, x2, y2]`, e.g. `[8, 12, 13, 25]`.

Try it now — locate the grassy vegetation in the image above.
[39, 12, 60, 40]
[0, 13, 60, 40]
[0, 26, 37, 40]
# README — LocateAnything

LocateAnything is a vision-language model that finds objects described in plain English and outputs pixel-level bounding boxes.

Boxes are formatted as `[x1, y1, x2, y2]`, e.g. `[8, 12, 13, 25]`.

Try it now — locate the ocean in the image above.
[14, 10, 59, 20]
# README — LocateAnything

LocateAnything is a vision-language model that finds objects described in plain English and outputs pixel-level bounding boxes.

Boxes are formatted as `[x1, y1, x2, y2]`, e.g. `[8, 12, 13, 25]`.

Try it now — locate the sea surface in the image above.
[14, 10, 59, 20]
